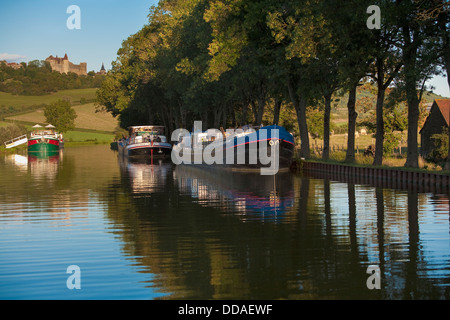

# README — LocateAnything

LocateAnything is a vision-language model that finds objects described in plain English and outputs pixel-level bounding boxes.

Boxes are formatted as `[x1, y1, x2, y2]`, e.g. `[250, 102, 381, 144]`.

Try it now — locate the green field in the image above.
[0, 88, 98, 109]
[6, 102, 118, 132]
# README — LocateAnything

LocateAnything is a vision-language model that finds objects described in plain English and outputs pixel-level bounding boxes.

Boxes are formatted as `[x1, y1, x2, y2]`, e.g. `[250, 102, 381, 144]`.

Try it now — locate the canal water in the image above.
[0, 145, 449, 299]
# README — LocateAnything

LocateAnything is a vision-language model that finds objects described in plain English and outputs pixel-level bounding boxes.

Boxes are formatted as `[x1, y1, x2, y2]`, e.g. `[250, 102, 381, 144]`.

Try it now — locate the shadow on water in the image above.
[1, 145, 449, 299]
[102, 157, 450, 299]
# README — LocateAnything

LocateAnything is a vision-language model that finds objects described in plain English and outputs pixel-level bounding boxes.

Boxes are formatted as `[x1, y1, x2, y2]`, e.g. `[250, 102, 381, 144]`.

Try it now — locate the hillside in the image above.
[0, 87, 118, 134]
[330, 82, 446, 124]
[5, 102, 118, 132]
[0, 88, 98, 117]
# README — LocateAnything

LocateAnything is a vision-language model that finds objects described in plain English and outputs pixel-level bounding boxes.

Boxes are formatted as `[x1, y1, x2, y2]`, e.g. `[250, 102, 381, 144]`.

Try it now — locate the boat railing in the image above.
[131, 135, 166, 144]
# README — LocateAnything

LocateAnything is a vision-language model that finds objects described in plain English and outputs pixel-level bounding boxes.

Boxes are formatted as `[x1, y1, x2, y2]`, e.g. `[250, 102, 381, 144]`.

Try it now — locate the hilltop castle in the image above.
[45, 53, 87, 75]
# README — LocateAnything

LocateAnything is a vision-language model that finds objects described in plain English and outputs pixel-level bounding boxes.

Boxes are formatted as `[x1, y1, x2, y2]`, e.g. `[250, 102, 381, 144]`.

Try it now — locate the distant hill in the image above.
[0, 60, 104, 96]
[330, 82, 447, 125]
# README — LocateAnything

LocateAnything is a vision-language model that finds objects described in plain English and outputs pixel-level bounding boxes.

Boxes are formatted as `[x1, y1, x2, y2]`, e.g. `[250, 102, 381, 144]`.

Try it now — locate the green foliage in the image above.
[43, 99, 77, 133]
[93, 0, 447, 166]
[0, 123, 27, 145]
[429, 127, 449, 164]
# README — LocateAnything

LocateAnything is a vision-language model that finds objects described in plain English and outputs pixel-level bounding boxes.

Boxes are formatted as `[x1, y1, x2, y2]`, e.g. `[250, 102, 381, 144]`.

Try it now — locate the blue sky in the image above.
[0, 0, 158, 72]
[0, 0, 448, 98]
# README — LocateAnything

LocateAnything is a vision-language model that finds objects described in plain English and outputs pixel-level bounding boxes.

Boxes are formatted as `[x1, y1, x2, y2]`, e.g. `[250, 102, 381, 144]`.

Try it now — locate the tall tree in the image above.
[397, 0, 440, 168]
[415, 1, 450, 169]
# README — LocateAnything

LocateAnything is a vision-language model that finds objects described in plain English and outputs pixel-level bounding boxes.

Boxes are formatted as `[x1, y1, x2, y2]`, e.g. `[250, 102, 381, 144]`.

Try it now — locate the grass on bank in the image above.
[1, 128, 114, 153]
[63, 130, 114, 145]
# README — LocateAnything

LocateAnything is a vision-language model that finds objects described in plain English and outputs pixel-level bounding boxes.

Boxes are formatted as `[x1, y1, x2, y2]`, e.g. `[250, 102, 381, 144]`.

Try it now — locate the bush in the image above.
[428, 127, 448, 164]
[0, 123, 28, 145]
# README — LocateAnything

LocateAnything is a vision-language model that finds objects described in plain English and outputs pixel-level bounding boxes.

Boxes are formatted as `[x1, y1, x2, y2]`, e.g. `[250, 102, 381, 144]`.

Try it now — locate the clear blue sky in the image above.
[0, 0, 448, 98]
[0, 0, 158, 72]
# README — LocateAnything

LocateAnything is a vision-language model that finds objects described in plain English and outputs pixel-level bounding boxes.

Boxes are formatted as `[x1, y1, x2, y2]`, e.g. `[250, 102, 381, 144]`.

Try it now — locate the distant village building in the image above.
[0, 60, 24, 69]
[45, 53, 87, 75]
[420, 99, 450, 158]
[97, 63, 107, 75]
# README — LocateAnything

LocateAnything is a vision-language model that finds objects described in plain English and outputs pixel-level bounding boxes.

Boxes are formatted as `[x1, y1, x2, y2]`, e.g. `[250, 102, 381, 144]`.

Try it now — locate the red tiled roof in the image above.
[435, 99, 450, 126]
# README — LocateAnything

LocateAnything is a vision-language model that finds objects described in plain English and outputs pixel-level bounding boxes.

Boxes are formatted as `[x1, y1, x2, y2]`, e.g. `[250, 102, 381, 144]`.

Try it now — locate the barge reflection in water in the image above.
[114, 156, 450, 299]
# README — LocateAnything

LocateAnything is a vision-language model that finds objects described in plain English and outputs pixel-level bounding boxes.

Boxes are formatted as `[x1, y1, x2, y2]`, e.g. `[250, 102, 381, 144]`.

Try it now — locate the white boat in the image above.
[118, 125, 172, 159]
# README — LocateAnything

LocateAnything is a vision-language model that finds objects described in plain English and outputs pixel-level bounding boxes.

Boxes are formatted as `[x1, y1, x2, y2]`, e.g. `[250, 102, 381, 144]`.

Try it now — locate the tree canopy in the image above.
[44, 99, 77, 133]
[0, 60, 105, 96]
[96, 0, 450, 168]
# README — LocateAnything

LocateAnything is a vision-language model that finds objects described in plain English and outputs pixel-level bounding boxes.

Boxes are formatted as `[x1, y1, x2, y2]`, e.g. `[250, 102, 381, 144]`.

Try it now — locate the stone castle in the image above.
[45, 53, 87, 75]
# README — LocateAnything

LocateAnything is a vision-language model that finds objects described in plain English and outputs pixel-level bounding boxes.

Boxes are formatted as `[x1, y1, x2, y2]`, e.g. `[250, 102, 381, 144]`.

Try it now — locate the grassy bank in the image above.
[64, 130, 114, 145]
[1, 130, 114, 151]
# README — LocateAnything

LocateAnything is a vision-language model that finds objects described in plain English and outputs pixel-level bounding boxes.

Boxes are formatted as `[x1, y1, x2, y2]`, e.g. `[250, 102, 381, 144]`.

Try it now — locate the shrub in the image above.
[0, 123, 28, 145]
[428, 127, 448, 164]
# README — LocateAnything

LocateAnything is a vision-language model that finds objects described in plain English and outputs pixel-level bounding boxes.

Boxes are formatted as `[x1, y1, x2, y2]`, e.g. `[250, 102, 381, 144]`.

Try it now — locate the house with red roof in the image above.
[420, 99, 450, 158]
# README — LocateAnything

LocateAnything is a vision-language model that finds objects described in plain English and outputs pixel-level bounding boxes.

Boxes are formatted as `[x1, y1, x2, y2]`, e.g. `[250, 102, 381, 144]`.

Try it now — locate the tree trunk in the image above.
[373, 84, 386, 166]
[148, 107, 154, 125]
[256, 82, 266, 126]
[231, 107, 237, 128]
[256, 97, 265, 126]
[403, 41, 420, 168]
[250, 100, 258, 124]
[222, 105, 227, 129]
[203, 110, 208, 130]
[273, 98, 281, 125]
[401, 16, 421, 168]
[179, 103, 186, 128]
[438, 8, 450, 90]
[287, 78, 310, 159]
[345, 85, 358, 163]
[213, 108, 221, 129]
[322, 93, 332, 161]
[241, 103, 248, 126]
[160, 109, 168, 136]
[405, 93, 420, 168]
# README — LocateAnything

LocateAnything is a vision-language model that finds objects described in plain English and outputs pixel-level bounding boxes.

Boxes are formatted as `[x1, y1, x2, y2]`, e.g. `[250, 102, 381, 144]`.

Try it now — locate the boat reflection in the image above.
[174, 164, 295, 221]
[4, 153, 28, 172]
[28, 153, 60, 179]
[5, 151, 61, 179]
[119, 156, 173, 195]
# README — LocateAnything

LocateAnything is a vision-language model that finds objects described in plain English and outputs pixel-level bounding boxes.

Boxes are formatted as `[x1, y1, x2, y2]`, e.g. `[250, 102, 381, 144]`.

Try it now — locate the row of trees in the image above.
[96, 0, 449, 168]
[0, 60, 105, 96]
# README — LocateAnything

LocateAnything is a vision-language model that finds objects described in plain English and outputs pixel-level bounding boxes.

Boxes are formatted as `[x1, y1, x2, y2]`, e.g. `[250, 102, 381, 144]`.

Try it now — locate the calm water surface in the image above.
[0, 145, 449, 299]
